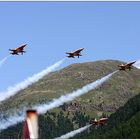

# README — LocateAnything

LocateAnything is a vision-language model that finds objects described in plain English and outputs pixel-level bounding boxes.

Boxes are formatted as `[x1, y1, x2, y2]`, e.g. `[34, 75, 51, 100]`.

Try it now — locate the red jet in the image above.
[90, 118, 108, 126]
[66, 48, 84, 58]
[9, 44, 27, 55]
[118, 61, 136, 71]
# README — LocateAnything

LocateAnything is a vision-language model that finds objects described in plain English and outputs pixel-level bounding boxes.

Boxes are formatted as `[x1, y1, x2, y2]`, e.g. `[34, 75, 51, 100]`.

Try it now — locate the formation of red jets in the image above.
[23, 110, 108, 138]
[7, 45, 137, 138]
[9, 45, 136, 71]
[65, 48, 136, 71]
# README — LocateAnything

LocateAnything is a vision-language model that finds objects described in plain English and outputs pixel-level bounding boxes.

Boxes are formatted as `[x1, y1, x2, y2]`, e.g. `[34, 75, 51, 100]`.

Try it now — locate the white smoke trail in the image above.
[0, 55, 11, 68]
[55, 124, 92, 139]
[133, 59, 140, 69]
[0, 110, 26, 130]
[0, 70, 118, 131]
[0, 58, 65, 102]
[34, 70, 118, 114]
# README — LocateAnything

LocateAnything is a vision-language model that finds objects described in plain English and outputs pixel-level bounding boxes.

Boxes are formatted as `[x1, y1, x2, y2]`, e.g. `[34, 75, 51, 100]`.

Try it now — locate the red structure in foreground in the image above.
[23, 110, 38, 139]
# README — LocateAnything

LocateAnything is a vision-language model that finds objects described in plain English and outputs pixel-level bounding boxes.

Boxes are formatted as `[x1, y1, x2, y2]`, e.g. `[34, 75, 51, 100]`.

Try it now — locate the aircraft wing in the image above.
[118, 64, 126, 68]
[118, 65, 125, 68]
[99, 118, 108, 123]
[100, 120, 106, 123]
[127, 61, 136, 66]
[18, 46, 25, 50]
[17, 44, 27, 51]
[74, 48, 84, 53]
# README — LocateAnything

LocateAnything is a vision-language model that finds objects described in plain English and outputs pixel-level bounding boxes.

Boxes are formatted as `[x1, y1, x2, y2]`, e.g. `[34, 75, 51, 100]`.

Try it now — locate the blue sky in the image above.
[0, 2, 140, 91]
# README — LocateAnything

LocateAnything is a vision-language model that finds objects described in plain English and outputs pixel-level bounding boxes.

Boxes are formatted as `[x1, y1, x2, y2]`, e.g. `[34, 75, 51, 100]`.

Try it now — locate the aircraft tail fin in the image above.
[94, 118, 97, 122]
[23, 110, 38, 139]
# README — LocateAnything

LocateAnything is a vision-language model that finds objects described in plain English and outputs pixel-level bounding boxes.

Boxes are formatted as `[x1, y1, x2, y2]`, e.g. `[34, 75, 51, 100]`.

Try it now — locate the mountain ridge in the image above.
[0, 59, 140, 138]
[0, 59, 140, 116]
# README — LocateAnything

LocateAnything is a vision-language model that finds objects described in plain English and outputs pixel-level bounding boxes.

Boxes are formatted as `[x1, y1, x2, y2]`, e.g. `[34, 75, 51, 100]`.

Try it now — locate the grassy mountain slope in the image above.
[0, 60, 140, 116]
[0, 60, 140, 138]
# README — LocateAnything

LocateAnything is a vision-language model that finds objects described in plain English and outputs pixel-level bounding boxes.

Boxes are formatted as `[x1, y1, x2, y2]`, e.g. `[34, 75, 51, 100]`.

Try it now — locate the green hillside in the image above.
[78, 93, 140, 139]
[0, 60, 140, 116]
[0, 60, 140, 138]
[0, 93, 140, 139]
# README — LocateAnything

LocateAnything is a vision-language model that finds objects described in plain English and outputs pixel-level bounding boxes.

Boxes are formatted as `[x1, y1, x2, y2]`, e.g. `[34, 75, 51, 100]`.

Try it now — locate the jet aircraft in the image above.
[90, 118, 108, 126]
[118, 61, 136, 71]
[66, 48, 84, 58]
[9, 44, 27, 55]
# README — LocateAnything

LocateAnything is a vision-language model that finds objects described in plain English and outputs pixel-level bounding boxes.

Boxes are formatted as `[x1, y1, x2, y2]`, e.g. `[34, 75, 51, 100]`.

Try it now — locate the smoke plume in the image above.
[0, 70, 118, 131]
[0, 110, 25, 130]
[34, 70, 118, 114]
[55, 124, 92, 139]
[133, 59, 140, 69]
[0, 55, 11, 68]
[0, 59, 65, 102]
